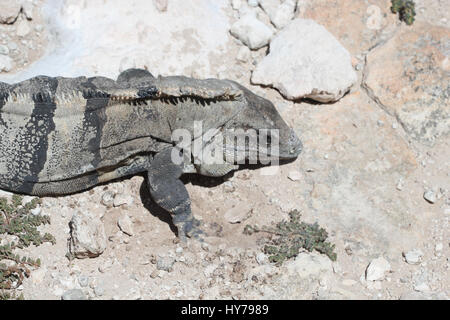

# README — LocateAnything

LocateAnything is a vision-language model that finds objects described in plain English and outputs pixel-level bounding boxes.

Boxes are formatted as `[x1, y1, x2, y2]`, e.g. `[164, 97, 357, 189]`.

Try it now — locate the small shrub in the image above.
[244, 210, 337, 265]
[391, 0, 416, 25]
[0, 195, 55, 300]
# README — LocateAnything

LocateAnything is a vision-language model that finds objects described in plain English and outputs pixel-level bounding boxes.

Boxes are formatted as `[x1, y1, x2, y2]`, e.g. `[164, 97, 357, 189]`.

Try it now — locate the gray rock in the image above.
[61, 289, 87, 300]
[252, 19, 357, 102]
[94, 285, 105, 297]
[68, 211, 107, 259]
[157, 256, 176, 272]
[230, 13, 274, 50]
[78, 275, 89, 287]
[365, 257, 391, 281]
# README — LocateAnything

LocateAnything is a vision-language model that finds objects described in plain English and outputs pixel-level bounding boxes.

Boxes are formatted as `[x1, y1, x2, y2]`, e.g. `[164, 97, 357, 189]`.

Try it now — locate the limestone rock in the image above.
[68, 211, 107, 259]
[16, 20, 31, 37]
[365, 257, 391, 281]
[252, 19, 357, 102]
[260, 0, 297, 29]
[403, 249, 424, 265]
[61, 289, 87, 300]
[363, 22, 450, 145]
[118, 214, 134, 236]
[285, 252, 333, 278]
[230, 13, 274, 50]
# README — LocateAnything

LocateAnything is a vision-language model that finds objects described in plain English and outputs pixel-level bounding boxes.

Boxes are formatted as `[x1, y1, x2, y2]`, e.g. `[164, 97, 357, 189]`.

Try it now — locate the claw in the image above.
[176, 218, 205, 242]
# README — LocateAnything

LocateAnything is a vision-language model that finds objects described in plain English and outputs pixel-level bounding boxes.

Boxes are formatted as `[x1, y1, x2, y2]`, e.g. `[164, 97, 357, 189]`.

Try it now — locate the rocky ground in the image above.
[0, 0, 449, 300]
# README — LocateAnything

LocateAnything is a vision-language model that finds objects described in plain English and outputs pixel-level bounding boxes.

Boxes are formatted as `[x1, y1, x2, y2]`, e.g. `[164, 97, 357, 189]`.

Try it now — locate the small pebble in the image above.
[423, 190, 436, 204]
[61, 289, 87, 300]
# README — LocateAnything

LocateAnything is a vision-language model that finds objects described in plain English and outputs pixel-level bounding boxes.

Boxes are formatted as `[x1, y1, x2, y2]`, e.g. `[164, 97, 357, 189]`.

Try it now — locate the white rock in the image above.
[236, 45, 251, 62]
[101, 190, 115, 207]
[30, 206, 42, 216]
[285, 252, 333, 278]
[256, 252, 269, 265]
[0, 190, 13, 198]
[342, 279, 358, 286]
[0, 55, 14, 73]
[423, 190, 436, 204]
[0, 45, 9, 55]
[435, 243, 443, 251]
[224, 203, 253, 224]
[258, 0, 279, 19]
[16, 20, 31, 37]
[22, 1, 34, 19]
[230, 14, 274, 50]
[1, 1, 231, 82]
[403, 249, 424, 265]
[365, 257, 391, 281]
[248, 0, 259, 7]
[21, 195, 36, 206]
[272, 0, 297, 29]
[414, 281, 430, 292]
[113, 194, 134, 207]
[118, 214, 134, 236]
[0, 0, 21, 24]
[260, 0, 297, 29]
[252, 19, 357, 102]
[68, 211, 107, 259]
[231, 0, 242, 10]
[31, 267, 47, 285]
[288, 170, 302, 181]
[153, 0, 168, 12]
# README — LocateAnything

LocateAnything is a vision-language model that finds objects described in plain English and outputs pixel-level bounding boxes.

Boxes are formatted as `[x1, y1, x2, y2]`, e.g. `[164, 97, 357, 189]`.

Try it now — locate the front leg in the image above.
[147, 148, 203, 241]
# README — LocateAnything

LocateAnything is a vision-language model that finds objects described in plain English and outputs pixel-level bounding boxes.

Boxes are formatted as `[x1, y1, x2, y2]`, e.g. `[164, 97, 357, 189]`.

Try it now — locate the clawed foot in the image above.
[175, 218, 205, 242]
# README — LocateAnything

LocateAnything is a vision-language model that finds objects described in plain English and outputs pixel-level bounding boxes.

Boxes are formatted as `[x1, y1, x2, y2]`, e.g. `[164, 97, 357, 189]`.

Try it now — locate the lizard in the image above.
[0, 68, 302, 241]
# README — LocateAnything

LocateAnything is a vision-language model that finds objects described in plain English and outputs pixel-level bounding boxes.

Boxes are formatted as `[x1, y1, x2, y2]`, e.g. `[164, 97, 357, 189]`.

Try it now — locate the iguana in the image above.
[0, 69, 302, 240]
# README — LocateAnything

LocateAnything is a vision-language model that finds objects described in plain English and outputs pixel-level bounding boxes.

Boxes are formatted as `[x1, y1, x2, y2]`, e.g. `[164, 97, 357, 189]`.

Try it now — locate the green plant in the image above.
[0, 195, 55, 299]
[391, 0, 416, 25]
[244, 210, 336, 265]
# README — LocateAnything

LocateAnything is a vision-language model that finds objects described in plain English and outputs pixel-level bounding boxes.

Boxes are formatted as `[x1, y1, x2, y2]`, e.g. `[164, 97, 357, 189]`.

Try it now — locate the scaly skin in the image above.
[0, 68, 302, 240]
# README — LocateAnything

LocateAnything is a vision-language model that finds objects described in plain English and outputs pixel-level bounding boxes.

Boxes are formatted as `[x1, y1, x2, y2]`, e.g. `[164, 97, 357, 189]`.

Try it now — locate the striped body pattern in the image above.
[0, 68, 302, 239]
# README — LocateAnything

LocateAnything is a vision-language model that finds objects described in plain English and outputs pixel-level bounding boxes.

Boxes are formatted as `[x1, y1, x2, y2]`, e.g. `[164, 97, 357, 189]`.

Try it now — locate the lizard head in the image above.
[223, 81, 303, 163]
